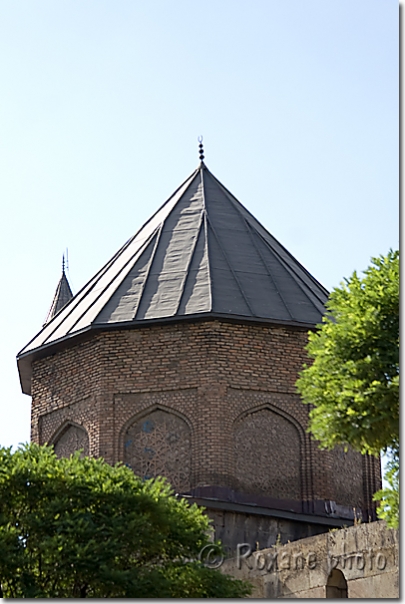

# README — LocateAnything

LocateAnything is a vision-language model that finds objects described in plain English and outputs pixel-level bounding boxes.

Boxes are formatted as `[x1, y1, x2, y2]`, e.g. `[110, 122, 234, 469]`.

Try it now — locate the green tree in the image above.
[0, 443, 250, 598]
[373, 454, 399, 528]
[296, 250, 399, 526]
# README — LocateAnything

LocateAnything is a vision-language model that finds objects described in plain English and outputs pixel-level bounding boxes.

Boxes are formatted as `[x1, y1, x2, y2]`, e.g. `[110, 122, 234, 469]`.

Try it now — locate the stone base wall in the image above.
[205, 507, 339, 553]
[221, 521, 398, 598]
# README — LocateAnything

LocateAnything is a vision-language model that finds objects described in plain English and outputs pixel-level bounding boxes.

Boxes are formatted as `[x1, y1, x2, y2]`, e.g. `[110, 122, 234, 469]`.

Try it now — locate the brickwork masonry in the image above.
[31, 319, 380, 513]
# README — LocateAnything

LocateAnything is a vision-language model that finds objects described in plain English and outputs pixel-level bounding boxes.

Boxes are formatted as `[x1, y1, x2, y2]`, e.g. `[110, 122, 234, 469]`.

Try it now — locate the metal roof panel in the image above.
[17, 160, 328, 394]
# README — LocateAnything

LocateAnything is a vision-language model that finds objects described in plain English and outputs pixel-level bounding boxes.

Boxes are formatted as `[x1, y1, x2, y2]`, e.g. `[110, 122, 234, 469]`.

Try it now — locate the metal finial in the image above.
[62, 253, 65, 273]
[198, 135, 204, 162]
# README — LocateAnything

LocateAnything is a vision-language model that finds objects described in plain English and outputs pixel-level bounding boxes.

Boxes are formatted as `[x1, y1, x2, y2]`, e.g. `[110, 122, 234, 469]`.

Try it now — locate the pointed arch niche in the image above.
[233, 405, 303, 500]
[51, 422, 89, 459]
[122, 407, 191, 493]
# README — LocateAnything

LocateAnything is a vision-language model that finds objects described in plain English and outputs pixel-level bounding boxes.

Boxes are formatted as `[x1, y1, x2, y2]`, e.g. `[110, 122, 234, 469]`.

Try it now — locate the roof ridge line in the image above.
[130, 225, 164, 320]
[174, 209, 206, 316]
[243, 218, 295, 322]
[199, 165, 212, 312]
[129, 168, 200, 247]
[65, 226, 162, 336]
[254, 227, 328, 309]
[23, 231, 140, 354]
[19, 169, 201, 356]
[207, 168, 329, 301]
[135, 169, 206, 320]
[205, 212, 256, 317]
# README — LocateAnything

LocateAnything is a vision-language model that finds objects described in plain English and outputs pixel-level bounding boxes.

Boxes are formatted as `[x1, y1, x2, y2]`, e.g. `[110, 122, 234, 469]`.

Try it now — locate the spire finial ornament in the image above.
[62, 253, 65, 273]
[198, 136, 204, 163]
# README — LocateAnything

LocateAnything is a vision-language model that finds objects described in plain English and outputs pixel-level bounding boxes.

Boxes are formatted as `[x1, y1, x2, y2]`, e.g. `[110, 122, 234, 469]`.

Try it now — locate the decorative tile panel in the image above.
[124, 409, 191, 493]
[234, 408, 301, 499]
[54, 424, 89, 458]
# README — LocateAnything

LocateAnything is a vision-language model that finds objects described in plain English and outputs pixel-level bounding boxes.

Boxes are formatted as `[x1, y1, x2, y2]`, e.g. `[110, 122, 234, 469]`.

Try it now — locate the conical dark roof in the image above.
[18, 161, 328, 394]
[43, 266, 73, 326]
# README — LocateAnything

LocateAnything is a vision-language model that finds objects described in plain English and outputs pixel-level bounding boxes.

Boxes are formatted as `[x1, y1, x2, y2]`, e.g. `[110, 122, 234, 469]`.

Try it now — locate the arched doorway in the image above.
[326, 569, 348, 598]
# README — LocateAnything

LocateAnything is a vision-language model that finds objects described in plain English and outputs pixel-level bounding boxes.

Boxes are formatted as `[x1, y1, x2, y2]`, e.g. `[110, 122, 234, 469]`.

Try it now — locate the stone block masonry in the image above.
[221, 521, 398, 598]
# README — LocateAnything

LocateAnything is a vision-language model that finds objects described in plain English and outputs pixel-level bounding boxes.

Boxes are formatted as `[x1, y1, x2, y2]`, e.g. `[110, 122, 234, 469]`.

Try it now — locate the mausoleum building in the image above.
[17, 150, 380, 550]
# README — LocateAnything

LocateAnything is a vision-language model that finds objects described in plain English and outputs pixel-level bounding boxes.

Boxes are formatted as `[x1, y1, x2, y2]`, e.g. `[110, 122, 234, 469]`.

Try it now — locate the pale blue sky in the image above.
[0, 0, 398, 448]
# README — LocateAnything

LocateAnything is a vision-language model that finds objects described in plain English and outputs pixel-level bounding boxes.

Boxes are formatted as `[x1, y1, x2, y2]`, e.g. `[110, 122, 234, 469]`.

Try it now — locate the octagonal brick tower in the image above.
[17, 154, 380, 550]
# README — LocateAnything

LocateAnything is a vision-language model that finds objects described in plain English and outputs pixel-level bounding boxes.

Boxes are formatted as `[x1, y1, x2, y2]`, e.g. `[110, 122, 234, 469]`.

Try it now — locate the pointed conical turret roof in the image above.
[43, 259, 73, 326]
[18, 157, 328, 394]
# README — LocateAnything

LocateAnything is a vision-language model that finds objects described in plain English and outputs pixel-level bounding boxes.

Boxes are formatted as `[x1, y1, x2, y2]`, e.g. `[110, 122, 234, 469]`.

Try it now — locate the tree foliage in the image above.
[0, 444, 250, 598]
[373, 453, 399, 529]
[296, 250, 399, 523]
[297, 250, 399, 456]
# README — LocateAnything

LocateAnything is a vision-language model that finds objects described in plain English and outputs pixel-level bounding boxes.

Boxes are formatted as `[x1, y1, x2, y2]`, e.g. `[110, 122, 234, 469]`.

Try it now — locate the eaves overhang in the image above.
[185, 496, 355, 528]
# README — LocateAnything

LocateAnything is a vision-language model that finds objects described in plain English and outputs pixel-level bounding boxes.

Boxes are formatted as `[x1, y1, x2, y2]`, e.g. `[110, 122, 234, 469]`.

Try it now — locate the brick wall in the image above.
[31, 319, 380, 512]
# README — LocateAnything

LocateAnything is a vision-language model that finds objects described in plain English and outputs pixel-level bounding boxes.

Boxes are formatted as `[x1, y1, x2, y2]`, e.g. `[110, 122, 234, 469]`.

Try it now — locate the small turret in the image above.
[43, 255, 73, 326]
